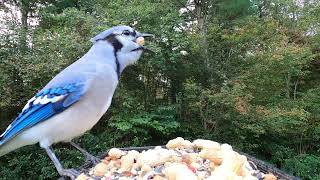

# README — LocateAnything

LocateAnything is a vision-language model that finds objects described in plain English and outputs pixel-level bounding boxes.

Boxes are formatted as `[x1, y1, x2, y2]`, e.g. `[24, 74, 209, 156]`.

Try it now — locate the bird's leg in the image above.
[70, 141, 100, 164]
[44, 146, 80, 180]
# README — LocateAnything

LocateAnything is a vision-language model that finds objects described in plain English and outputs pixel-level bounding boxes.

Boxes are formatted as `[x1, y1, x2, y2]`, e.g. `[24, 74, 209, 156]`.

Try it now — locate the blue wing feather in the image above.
[0, 82, 86, 145]
[3, 104, 54, 143]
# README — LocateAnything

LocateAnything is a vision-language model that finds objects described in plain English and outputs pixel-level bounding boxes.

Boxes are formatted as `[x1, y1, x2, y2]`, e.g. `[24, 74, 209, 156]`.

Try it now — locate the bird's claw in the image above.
[85, 154, 101, 165]
[59, 168, 80, 180]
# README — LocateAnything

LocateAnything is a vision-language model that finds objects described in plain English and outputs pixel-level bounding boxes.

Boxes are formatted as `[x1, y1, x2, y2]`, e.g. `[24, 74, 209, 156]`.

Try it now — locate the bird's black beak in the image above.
[139, 33, 155, 38]
[132, 32, 155, 53]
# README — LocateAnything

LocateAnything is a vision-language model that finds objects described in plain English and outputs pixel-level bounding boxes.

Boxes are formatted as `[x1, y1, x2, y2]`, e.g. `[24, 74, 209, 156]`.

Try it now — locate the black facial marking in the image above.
[95, 34, 122, 79]
[132, 30, 137, 37]
[114, 51, 120, 79]
[104, 34, 122, 79]
[122, 30, 131, 36]
[104, 34, 123, 51]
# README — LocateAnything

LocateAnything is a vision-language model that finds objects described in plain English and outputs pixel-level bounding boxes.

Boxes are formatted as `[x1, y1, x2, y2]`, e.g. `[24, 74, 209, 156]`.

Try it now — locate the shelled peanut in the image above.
[76, 137, 276, 180]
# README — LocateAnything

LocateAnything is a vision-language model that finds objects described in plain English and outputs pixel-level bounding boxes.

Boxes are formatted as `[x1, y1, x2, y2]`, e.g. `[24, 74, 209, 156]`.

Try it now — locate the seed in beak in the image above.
[136, 37, 145, 46]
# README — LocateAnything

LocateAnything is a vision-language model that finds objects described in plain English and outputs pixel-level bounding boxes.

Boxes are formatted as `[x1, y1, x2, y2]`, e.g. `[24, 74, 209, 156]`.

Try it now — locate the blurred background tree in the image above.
[0, 0, 319, 179]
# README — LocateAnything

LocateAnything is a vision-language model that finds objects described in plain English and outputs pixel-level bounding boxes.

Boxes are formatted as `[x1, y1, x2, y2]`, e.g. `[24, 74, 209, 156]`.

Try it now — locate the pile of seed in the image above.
[76, 137, 277, 180]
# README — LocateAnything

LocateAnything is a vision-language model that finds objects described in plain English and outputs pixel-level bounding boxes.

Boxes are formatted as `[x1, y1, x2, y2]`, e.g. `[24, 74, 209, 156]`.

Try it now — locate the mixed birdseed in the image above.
[76, 138, 277, 180]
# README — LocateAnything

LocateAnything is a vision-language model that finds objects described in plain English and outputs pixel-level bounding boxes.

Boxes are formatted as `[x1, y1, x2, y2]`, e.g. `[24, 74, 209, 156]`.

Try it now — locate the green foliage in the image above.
[0, 145, 84, 179]
[109, 106, 180, 146]
[284, 154, 320, 180]
[1, 0, 320, 179]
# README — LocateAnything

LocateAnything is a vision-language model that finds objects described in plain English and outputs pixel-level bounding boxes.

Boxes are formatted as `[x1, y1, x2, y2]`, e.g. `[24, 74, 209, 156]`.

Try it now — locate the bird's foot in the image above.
[69, 142, 100, 165]
[58, 168, 80, 180]
[85, 153, 101, 165]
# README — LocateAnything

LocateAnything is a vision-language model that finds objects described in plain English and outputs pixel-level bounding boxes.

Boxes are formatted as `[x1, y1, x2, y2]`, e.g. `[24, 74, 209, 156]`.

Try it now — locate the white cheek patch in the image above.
[117, 36, 139, 52]
[117, 50, 143, 69]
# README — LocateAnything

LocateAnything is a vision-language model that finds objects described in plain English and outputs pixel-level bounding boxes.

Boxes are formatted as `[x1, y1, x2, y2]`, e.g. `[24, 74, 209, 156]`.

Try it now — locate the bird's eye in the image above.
[122, 30, 131, 36]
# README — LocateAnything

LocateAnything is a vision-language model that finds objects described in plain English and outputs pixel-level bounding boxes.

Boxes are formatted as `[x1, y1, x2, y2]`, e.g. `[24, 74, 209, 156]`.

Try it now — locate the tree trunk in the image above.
[294, 79, 299, 100]
[194, 0, 210, 83]
[286, 72, 291, 99]
[20, 10, 28, 49]
[258, 0, 267, 18]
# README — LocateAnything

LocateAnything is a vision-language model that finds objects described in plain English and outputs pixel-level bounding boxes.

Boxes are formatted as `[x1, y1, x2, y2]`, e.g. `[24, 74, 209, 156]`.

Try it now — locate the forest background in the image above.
[0, 0, 319, 179]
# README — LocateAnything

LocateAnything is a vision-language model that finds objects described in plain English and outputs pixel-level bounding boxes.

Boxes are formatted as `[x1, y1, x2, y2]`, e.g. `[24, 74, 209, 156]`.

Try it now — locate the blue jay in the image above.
[0, 25, 153, 179]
